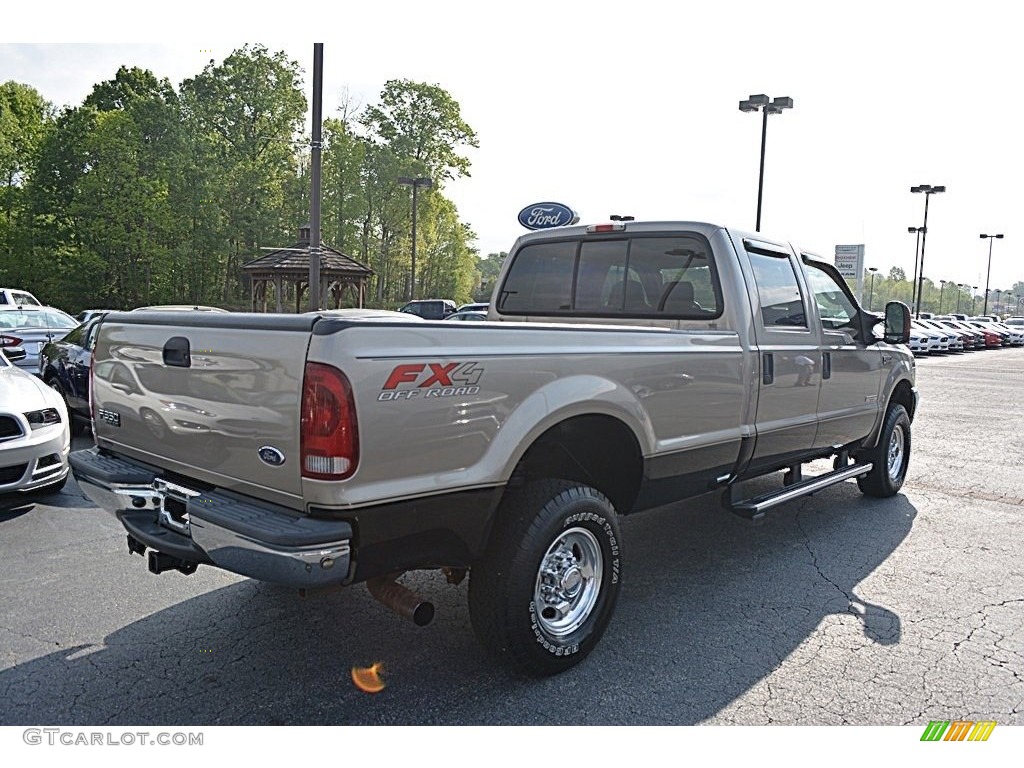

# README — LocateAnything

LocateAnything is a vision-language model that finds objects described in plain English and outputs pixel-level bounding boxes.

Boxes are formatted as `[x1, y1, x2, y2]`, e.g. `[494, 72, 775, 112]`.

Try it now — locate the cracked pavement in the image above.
[0, 348, 1021, 725]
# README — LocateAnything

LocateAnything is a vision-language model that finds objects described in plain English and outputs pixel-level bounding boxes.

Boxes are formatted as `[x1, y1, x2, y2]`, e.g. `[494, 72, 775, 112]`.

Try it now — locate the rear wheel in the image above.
[857, 404, 911, 497]
[469, 479, 622, 676]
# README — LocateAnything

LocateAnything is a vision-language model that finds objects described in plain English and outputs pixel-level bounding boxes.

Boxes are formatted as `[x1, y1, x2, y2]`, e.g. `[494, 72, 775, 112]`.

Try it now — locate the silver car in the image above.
[0, 306, 78, 376]
[0, 350, 70, 495]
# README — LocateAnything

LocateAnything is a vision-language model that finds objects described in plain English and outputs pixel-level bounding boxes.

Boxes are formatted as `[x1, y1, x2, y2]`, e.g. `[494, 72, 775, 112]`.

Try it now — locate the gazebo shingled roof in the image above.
[242, 225, 373, 313]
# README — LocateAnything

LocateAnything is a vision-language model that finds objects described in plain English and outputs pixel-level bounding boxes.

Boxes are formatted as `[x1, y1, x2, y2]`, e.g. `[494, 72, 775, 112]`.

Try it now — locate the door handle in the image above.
[163, 336, 192, 368]
[823, 352, 832, 380]
[762, 353, 774, 385]
[881, 353, 892, 364]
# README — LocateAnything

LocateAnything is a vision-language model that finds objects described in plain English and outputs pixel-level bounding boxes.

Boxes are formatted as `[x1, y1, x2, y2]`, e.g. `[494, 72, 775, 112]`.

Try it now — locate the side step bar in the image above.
[725, 462, 873, 520]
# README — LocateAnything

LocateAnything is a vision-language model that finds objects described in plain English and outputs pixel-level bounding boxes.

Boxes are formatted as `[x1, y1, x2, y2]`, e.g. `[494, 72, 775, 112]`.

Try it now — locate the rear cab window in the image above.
[497, 232, 724, 319]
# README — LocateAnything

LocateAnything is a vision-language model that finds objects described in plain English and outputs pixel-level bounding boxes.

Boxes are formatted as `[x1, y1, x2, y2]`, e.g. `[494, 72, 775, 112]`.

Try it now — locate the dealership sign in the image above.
[834, 244, 864, 279]
[518, 202, 579, 230]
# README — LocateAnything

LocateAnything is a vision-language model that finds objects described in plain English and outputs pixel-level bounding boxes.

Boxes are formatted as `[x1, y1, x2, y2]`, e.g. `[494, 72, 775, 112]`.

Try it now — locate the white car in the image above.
[0, 350, 70, 495]
[0, 287, 42, 307]
[907, 330, 930, 355]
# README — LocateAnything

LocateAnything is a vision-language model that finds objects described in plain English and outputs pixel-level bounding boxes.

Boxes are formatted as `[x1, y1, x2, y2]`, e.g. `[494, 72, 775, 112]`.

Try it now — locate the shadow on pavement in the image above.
[0, 481, 916, 726]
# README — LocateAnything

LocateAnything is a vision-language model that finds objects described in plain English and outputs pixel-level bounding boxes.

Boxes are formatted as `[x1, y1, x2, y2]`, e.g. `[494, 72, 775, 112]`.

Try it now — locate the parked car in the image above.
[76, 309, 112, 324]
[907, 329, 930, 355]
[456, 302, 490, 313]
[0, 349, 70, 496]
[910, 321, 948, 353]
[0, 287, 42, 307]
[0, 306, 79, 375]
[1004, 317, 1024, 328]
[398, 299, 457, 319]
[1, 333, 28, 362]
[38, 316, 104, 435]
[445, 310, 489, 322]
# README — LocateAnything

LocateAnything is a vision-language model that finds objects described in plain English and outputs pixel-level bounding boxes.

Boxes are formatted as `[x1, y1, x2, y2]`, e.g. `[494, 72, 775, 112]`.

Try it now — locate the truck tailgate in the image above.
[90, 312, 317, 509]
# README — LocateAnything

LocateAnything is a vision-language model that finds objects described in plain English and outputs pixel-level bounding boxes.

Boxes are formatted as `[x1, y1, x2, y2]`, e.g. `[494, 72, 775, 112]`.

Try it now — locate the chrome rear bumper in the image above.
[70, 447, 352, 588]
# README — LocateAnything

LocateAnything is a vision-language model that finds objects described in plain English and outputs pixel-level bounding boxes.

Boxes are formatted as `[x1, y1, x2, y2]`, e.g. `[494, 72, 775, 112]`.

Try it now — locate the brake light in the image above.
[586, 224, 625, 233]
[301, 362, 358, 480]
[0, 334, 23, 347]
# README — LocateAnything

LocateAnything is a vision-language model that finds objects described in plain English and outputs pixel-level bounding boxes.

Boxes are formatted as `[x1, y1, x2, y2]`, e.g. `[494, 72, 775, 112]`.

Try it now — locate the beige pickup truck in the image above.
[70, 220, 917, 675]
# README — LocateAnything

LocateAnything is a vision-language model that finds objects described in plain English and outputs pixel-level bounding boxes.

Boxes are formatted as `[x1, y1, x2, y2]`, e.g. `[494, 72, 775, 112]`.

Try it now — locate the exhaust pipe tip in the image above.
[367, 575, 434, 626]
[411, 601, 435, 627]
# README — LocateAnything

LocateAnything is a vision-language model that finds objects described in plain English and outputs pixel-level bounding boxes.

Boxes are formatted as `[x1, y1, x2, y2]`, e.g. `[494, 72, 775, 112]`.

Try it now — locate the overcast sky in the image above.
[4, 0, 1022, 301]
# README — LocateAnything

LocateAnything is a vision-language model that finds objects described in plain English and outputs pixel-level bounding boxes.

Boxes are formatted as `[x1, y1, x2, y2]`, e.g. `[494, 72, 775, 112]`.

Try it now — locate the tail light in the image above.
[301, 362, 358, 480]
[0, 334, 23, 347]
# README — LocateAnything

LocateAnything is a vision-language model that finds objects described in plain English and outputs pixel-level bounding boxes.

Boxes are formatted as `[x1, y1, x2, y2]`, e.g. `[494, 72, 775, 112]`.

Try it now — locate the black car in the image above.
[38, 316, 104, 435]
[398, 299, 457, 320]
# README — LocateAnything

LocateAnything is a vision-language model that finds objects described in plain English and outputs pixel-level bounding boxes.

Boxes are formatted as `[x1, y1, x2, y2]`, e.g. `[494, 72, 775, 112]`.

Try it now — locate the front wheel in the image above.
[857, 404, 911, 497]
[469, 480, 622, 676]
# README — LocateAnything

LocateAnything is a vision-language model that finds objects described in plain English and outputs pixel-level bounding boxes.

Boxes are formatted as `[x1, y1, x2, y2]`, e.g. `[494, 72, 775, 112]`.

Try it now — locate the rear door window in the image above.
[746, 248, 808, 328]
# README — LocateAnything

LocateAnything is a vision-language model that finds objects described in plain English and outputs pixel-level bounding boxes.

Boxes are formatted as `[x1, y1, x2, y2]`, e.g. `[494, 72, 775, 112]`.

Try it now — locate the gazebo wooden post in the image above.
[274, 275, 282, 313]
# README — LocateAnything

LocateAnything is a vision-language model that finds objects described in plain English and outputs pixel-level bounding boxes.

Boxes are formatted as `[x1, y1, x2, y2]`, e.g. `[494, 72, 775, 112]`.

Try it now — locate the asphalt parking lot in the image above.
[1, 348, 1022, 726]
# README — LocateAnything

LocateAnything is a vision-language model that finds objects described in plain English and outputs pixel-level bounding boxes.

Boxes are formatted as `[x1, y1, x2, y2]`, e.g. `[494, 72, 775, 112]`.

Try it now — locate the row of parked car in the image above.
[1, 288, 229, 496]
[908, 314, 1024, 355]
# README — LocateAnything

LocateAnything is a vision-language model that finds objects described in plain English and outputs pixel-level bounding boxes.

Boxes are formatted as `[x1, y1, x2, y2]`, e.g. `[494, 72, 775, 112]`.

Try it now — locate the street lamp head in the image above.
[940, 279, 947, 285]
[868, 267, 879, 273]
[415, 177, 433, 188]
[771, 96, 794, 109]
[738, 100, 759, 112]
[911, 185, 928, 194]
[747, 94, 770, 106]
[397, 176, 414, 185]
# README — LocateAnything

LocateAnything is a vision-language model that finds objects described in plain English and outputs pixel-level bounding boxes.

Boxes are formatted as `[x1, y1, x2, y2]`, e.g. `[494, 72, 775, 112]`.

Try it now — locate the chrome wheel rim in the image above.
[887, 424, 905, 481]
[534, 526, 603, 637]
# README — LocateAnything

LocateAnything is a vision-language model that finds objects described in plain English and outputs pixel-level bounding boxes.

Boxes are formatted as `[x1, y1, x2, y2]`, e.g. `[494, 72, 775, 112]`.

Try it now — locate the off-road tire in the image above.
[857, 404, 911, 497]
[469, 479, 622, 676]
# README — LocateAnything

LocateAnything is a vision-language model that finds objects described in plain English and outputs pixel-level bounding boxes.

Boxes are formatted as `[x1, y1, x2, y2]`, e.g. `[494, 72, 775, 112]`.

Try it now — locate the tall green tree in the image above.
[180, 44, 306, 302]
[0, 81, 51, 278]
[360, 79, 479, 183]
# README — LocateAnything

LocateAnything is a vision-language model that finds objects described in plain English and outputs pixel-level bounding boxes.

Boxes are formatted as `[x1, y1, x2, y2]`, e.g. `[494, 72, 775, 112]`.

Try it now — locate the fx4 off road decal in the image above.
[378, 362, 484, 401]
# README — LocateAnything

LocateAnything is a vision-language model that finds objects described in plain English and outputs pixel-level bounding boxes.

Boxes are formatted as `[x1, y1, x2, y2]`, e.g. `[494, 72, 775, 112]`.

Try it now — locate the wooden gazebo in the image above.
[242, 226, 373, 313]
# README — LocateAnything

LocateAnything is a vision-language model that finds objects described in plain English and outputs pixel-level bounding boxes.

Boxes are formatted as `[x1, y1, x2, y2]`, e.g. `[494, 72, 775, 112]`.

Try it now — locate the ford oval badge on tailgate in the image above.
[258, 446, 286, 467]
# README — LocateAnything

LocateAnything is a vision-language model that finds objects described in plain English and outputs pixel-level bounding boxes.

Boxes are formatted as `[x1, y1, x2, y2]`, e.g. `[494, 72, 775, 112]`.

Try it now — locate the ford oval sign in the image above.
[518, 202, 579, 230]
[258, 446, 286, 467]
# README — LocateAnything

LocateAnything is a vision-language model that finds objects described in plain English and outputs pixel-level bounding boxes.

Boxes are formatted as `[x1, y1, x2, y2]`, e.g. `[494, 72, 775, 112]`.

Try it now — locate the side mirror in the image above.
[883, 301, 911, 344]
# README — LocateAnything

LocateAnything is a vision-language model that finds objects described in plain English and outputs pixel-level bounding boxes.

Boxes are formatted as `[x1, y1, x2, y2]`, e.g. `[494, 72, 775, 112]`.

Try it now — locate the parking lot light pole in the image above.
[911, 185, 945, 319]
[908, 226, 925, 312]
[938, 280, 947, 314]
[994, 289, 1002, 317]
[397, 176, 433, 301]
[971, 286, 979, 315]
[867, 267, 879, 310]
[739, 94, 793, 232]
[980, 233, 1004, 315]
[956, 284, 966, 313]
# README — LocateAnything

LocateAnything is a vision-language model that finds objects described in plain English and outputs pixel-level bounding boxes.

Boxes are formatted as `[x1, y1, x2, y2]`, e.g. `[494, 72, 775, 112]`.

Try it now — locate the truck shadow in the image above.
[0, 482, 915, 725]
